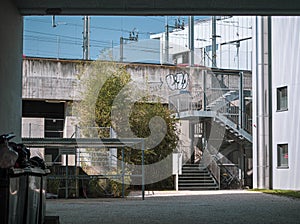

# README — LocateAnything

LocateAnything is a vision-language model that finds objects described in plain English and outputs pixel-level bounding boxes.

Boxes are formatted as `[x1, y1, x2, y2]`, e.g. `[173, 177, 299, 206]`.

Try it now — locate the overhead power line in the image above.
[24, 17, 161, 36]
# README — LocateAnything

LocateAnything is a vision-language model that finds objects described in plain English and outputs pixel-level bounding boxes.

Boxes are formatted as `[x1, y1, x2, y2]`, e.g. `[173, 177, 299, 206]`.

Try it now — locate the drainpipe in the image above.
[202, 70, 207, 111]
[239, 72, 244, 130]
[256, 16, 265, 189]
[256, 16, 272, 189]
[267, 17, 273, 190]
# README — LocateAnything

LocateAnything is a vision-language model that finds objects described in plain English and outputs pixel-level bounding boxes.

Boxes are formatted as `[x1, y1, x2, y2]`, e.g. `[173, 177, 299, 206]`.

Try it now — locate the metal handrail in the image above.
[201, 150, 220, 188]
[217, 98, 252, 134]
[214, 158, 241, 189]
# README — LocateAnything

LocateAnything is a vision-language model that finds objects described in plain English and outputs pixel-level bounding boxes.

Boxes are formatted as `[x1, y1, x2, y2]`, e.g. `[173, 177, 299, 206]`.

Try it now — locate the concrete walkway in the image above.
[46, 190, 300, 224]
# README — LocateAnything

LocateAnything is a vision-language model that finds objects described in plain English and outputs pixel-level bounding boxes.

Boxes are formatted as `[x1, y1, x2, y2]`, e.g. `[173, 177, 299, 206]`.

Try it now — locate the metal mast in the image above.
[188, 16, 194, 66]
[164, 17, 169, 64]
[83, 16, 90, 60]
[212, 16, 217, 68]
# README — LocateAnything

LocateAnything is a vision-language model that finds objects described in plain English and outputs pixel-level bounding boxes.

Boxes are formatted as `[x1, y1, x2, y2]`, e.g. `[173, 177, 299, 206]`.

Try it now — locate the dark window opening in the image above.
[277, 144, 288, 168]
[277, 86, 288, 111]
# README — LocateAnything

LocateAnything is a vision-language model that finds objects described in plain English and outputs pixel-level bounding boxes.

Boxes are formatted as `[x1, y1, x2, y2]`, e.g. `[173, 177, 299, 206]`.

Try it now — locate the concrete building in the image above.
[21, 56, 252, 190]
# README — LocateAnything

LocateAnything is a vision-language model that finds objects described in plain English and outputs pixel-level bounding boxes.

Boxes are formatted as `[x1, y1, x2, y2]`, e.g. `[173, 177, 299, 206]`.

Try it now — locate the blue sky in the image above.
[23, 16, 168, 59]
[23, 16, 207, 60]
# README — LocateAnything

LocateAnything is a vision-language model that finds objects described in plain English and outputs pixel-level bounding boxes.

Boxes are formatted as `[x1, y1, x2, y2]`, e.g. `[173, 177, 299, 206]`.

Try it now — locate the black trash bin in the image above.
[0, 168, 27, 224]
[0, 167, 50, 224]
[24, 167, 50, 224]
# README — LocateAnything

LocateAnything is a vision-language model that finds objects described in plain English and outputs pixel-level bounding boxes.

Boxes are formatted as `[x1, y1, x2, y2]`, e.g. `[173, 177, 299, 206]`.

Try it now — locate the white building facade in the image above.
[253, 16, 300, 190]
[151, 16, 253, 71]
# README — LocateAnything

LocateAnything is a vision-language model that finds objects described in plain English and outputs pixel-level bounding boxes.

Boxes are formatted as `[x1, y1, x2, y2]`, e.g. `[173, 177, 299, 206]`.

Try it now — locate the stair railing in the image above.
[214, 157, 242, 189]
[201, 149, 220, 189]
[217, 98, 252, 135]
[203, 144, 242, 189]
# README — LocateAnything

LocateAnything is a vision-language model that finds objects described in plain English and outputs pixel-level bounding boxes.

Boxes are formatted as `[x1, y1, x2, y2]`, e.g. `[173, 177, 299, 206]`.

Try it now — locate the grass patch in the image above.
[251, 189, 300, 199]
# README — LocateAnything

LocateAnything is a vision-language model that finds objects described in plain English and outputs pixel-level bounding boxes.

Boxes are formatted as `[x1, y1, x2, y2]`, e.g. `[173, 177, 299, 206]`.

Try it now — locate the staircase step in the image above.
[179, 176, 215, 180]
[179, 181, 215, 184]
[180, 174, 213, 177]
[178, 164, 219, 191]
[179, 186, 219, 190]
[179, 182, 216, 186]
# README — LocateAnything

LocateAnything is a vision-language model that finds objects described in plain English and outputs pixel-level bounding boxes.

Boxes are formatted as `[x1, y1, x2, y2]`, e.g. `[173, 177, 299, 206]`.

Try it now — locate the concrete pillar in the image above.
[0, 0, 23, 141]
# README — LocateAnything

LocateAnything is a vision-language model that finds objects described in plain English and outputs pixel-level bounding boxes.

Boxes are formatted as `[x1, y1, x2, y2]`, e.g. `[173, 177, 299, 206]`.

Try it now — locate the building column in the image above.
[0, 0, 23, 141]
[253, 16, 272, 189]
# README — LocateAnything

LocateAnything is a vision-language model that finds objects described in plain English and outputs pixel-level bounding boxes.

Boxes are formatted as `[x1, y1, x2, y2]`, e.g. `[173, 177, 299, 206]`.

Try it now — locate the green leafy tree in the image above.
[75, 60, 179, 168]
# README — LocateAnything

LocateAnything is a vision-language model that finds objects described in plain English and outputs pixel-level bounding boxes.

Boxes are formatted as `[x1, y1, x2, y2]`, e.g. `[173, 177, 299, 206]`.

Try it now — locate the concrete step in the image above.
[179, 164, 219, 191]
[179, 186, 219, 190]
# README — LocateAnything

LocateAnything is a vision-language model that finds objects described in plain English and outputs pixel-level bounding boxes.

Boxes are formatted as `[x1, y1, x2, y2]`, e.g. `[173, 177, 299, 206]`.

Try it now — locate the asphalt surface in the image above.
[46, 190, 300, 224]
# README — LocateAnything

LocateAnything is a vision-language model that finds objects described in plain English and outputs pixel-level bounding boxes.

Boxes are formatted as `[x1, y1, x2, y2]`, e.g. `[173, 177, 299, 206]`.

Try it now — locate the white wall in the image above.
[22, 117, 45, 158]
[272, 17, 300, 190]
[63, 116, 78, 138]
[177, 120, 191, 163]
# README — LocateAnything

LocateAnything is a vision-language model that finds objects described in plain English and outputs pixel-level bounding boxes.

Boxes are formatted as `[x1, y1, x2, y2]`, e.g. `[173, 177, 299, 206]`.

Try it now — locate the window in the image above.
[277, 86, 288, 111]
[277, 144, 288, 168]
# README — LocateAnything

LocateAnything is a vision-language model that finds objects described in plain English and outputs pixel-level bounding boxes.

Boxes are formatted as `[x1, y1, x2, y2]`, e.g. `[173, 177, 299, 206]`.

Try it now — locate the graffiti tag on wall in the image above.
[165, 72, 189, 91]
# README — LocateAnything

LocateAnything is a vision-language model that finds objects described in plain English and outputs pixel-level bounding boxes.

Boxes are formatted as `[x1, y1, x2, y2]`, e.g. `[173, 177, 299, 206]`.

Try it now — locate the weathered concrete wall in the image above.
[22, 58, 251, 106]
[22, 58, 207, 103]
[22, 58, 83, 100]
[126, 64, 204, 104]
[22, 117, 44, 138]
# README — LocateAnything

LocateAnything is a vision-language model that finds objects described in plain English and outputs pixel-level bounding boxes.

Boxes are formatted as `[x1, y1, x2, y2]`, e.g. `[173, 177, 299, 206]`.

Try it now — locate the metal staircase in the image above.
[178, 164, 219, 190]
[171, 69, 253, 189]
[174, 88, 252, 144]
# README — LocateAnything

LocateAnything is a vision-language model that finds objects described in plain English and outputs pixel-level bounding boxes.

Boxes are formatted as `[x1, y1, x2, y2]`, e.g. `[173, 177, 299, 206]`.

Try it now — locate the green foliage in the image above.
[105, 170, 131, 197]
[47, 179, 60, 194]
[146, 176, 174, 191]
[74, 60, 130, 137]
[86, 178, 106, 197]
[94, 66, 131, 131]
[74, 60, 179, 190]
[251, 189, 300, 198]
[121, 102, 178, 165]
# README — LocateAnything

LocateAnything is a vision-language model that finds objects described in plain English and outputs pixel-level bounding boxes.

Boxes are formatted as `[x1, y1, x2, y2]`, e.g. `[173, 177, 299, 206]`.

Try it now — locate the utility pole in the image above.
[212, 16, 217, 68]
[120, 37, 124, 62]
[164, 17, 185, 64]
[164, 17, 169, 64]
[120, 29, 138, 62]
[188, 16, 194, 66]
[83, 16, 90, 60]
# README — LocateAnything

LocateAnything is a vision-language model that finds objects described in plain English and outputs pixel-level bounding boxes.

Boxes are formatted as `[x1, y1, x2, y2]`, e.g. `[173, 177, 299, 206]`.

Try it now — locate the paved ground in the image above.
[46, 190, 300, 224]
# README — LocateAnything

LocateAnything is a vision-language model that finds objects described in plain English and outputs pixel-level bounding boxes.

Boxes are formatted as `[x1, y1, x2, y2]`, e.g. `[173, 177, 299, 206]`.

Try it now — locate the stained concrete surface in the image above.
[46, 190, 300, 224]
